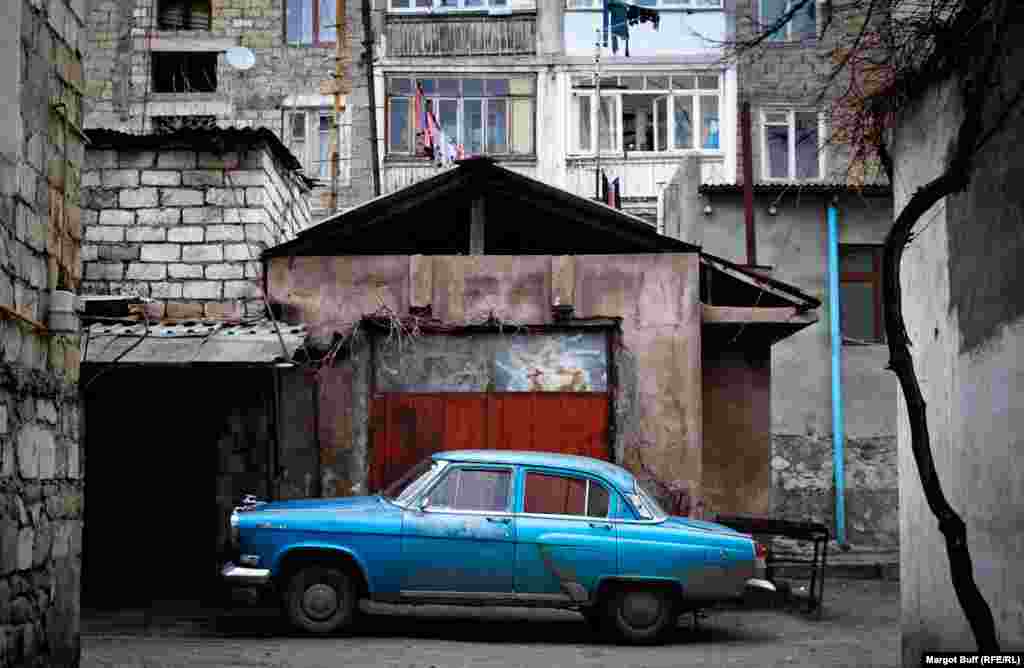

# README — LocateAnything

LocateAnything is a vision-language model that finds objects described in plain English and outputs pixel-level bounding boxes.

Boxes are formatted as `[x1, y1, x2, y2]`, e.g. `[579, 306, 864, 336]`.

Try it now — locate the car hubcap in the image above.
[621, 591, 662, 629]
[302, 584, 339, 620]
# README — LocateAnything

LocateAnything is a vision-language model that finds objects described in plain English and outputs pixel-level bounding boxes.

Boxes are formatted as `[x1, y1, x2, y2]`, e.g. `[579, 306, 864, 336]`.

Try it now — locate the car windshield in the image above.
[381, 459, 446, 505]
[631, 478, 669, 520]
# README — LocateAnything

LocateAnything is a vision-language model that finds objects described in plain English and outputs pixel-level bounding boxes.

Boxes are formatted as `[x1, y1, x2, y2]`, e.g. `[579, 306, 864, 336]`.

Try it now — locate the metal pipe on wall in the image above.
[827, 203, 846, 544]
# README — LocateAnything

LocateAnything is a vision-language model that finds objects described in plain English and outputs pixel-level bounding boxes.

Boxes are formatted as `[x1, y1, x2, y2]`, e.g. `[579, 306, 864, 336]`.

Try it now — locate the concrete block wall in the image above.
[79, 138, 311, 319]
[83, 0, 376, 219]
[1, 0, 86, 666]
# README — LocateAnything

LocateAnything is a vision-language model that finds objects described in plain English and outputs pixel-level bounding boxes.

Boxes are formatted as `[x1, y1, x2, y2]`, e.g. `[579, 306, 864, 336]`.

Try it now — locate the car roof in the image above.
[432, 450, 636, 492]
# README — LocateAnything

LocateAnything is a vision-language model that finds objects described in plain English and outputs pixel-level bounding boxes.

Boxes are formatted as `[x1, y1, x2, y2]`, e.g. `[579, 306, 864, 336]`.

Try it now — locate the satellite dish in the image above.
[225, 47, 256, 71]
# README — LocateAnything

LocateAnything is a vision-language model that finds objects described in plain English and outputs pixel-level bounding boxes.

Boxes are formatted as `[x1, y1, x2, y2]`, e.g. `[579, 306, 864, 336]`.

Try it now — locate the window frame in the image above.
[286, 106, 351, 184]
[519, 468, 612, 520]
[285, 0, 337, 47]
[760, 107, 826, 182]
[385, 75, 537, 160]
[569, 72, 723, 157]
[760, 0, 817, 42]
[839, 243, 885, 345]
[566, 0, 722, 8]
[420, 465, 516, 514]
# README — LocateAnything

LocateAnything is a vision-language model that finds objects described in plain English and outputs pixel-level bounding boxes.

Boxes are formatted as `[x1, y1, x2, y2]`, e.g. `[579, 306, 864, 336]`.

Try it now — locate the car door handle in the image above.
[486, 516, 511, 524]
[589, 522, 613, 530]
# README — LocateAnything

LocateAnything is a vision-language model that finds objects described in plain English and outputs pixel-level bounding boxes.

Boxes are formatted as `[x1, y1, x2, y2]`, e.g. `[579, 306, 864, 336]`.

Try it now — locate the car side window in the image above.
[523, 471, 610, 518]
[426, 467, 512, 512]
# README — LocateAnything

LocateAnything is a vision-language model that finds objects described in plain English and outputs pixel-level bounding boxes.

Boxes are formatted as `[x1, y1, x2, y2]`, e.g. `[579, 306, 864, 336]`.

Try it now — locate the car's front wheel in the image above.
[605, 585, 678, 644]
[283, 565, 357, 635]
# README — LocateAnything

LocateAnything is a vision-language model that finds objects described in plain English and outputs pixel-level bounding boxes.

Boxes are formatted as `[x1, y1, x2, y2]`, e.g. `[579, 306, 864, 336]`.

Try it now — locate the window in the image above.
[426, 468, 512, 512]
[839, 244, 885, 344]
[386, 76, 535, 158]
[762, 109, 823, 180]
[523, 472, 610, 518]
[570, 73, 721, 154]
[762, 0, 816, 41]
[286, 107, 351, 183]
[567, 0, 721, 7]
[390, 0, 506, 11]
[286, 0, 336, 45]
[157, 0, 212, 30]
[151, 52, 217, 93]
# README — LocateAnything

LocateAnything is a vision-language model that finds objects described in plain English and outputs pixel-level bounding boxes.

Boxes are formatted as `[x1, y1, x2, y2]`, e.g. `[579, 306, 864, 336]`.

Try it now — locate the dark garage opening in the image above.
[81, 366, 275, 610]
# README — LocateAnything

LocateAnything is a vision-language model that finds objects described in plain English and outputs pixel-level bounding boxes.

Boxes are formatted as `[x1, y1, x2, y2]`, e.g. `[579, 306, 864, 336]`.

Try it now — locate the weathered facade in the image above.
[79, 129, 312, 319]
[1, 0, 87, 666]
[84, 0, 368, 217]
[264, 159, 820, 517]
[894, 20, 1024, 664]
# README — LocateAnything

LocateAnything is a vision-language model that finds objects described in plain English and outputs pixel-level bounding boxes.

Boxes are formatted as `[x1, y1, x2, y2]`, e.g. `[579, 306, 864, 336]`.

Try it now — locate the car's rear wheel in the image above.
[283, 565, 357, 635]
[605, 585, 677, 644]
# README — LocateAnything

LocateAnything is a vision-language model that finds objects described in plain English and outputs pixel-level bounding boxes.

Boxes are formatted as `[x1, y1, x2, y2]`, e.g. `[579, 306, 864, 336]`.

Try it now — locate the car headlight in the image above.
[229, 510, 240, 550]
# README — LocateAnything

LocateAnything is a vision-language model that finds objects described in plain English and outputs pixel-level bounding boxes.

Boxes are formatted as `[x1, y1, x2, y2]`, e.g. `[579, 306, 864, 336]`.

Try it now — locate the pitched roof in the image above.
[263, 157, 699, 258]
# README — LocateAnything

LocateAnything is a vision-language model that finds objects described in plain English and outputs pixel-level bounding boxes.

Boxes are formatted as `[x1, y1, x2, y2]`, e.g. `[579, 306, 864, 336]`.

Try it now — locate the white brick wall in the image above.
[80, 140, 312, 320]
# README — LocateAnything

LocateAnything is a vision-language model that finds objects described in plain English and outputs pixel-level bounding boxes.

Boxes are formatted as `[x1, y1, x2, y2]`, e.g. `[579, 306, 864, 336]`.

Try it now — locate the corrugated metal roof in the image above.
[699, 182, 892, 196]
[83, 320, 308, 365]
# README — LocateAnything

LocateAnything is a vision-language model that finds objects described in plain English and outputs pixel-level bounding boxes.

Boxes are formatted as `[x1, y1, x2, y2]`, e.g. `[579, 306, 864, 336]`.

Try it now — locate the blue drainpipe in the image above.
[827, 203, 846, 545]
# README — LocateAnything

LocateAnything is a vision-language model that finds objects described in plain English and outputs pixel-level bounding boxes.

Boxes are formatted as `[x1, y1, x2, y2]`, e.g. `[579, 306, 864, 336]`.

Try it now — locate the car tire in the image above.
[605, 585, 677, 645]
[283, 565, 357, 635]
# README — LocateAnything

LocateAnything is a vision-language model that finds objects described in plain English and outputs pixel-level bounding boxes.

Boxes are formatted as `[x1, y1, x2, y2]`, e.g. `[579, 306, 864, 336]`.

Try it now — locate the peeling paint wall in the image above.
[269, 253, 706, 508]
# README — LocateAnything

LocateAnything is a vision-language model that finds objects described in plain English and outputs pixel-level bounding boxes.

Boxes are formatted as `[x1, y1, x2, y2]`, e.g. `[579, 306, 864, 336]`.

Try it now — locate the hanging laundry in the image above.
[414, 82, 431, 159]
[603, 0, 660, 57]
[611, 177, 622, 209]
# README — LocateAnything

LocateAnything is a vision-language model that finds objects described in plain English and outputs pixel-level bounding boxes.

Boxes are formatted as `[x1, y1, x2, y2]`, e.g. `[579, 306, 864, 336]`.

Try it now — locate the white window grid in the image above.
[287, 107, 351, 185]
[569, 73, 722, 156]
[386, 77, 534, 157]
[760, 108, 826, 181]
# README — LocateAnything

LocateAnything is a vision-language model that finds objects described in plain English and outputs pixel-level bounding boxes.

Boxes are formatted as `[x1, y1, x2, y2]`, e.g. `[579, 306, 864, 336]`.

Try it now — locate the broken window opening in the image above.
[158, 0, 212, 30]
[152, 52, 218, 93]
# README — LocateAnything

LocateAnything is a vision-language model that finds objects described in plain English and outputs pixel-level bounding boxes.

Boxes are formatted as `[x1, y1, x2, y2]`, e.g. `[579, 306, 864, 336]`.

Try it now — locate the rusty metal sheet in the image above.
[83, 321, 307, 365]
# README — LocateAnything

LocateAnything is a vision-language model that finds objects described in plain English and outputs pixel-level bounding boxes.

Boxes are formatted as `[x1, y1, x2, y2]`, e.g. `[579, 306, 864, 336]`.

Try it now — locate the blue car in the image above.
[222, 450, 771, 644]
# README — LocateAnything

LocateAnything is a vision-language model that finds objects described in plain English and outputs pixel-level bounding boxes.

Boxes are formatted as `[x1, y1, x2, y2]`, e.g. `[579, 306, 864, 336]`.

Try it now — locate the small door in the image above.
[401, 466, 516, 594]
[514, 469, 618, 600]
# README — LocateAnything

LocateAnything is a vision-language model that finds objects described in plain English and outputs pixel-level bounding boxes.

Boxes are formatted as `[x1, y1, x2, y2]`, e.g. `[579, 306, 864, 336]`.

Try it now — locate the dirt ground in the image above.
[81, 578, 900, 668]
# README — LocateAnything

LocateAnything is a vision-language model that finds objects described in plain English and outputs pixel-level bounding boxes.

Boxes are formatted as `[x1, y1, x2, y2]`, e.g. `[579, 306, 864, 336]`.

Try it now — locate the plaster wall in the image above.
[665, 177, 898, 559]
[267, 253, 705, 507]
[894, 54, 1024, 663]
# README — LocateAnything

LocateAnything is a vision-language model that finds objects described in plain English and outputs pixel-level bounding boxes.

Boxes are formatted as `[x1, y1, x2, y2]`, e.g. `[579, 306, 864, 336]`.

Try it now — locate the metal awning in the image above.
[82, 320, 308, 365]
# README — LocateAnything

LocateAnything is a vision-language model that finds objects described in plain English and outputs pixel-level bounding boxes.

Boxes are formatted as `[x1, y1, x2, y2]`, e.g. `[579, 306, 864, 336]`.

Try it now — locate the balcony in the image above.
[564, 154, 728, 200]
[385, 13, 536, 57]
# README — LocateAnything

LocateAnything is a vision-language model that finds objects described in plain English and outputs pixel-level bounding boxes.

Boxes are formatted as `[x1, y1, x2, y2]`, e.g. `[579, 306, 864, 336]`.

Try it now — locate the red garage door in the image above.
[368, 392, 610, 492]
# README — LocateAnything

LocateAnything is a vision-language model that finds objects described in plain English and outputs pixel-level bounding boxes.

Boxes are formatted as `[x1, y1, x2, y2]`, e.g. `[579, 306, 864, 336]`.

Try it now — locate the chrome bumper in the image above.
[221, 562, 271, 587]
[745, 577, 777, 592]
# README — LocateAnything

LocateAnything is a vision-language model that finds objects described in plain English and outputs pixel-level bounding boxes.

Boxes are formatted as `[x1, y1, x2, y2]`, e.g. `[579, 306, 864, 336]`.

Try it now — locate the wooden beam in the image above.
[470, 195, 485, 255]
[702, 304, 819, 325]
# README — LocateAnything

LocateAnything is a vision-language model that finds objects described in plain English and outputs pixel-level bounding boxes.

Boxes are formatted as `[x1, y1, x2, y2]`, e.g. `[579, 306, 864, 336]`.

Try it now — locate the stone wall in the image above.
[79, 133, 311, 319]
[83, 0, 376, 217]
[1, 0, 86, 666]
